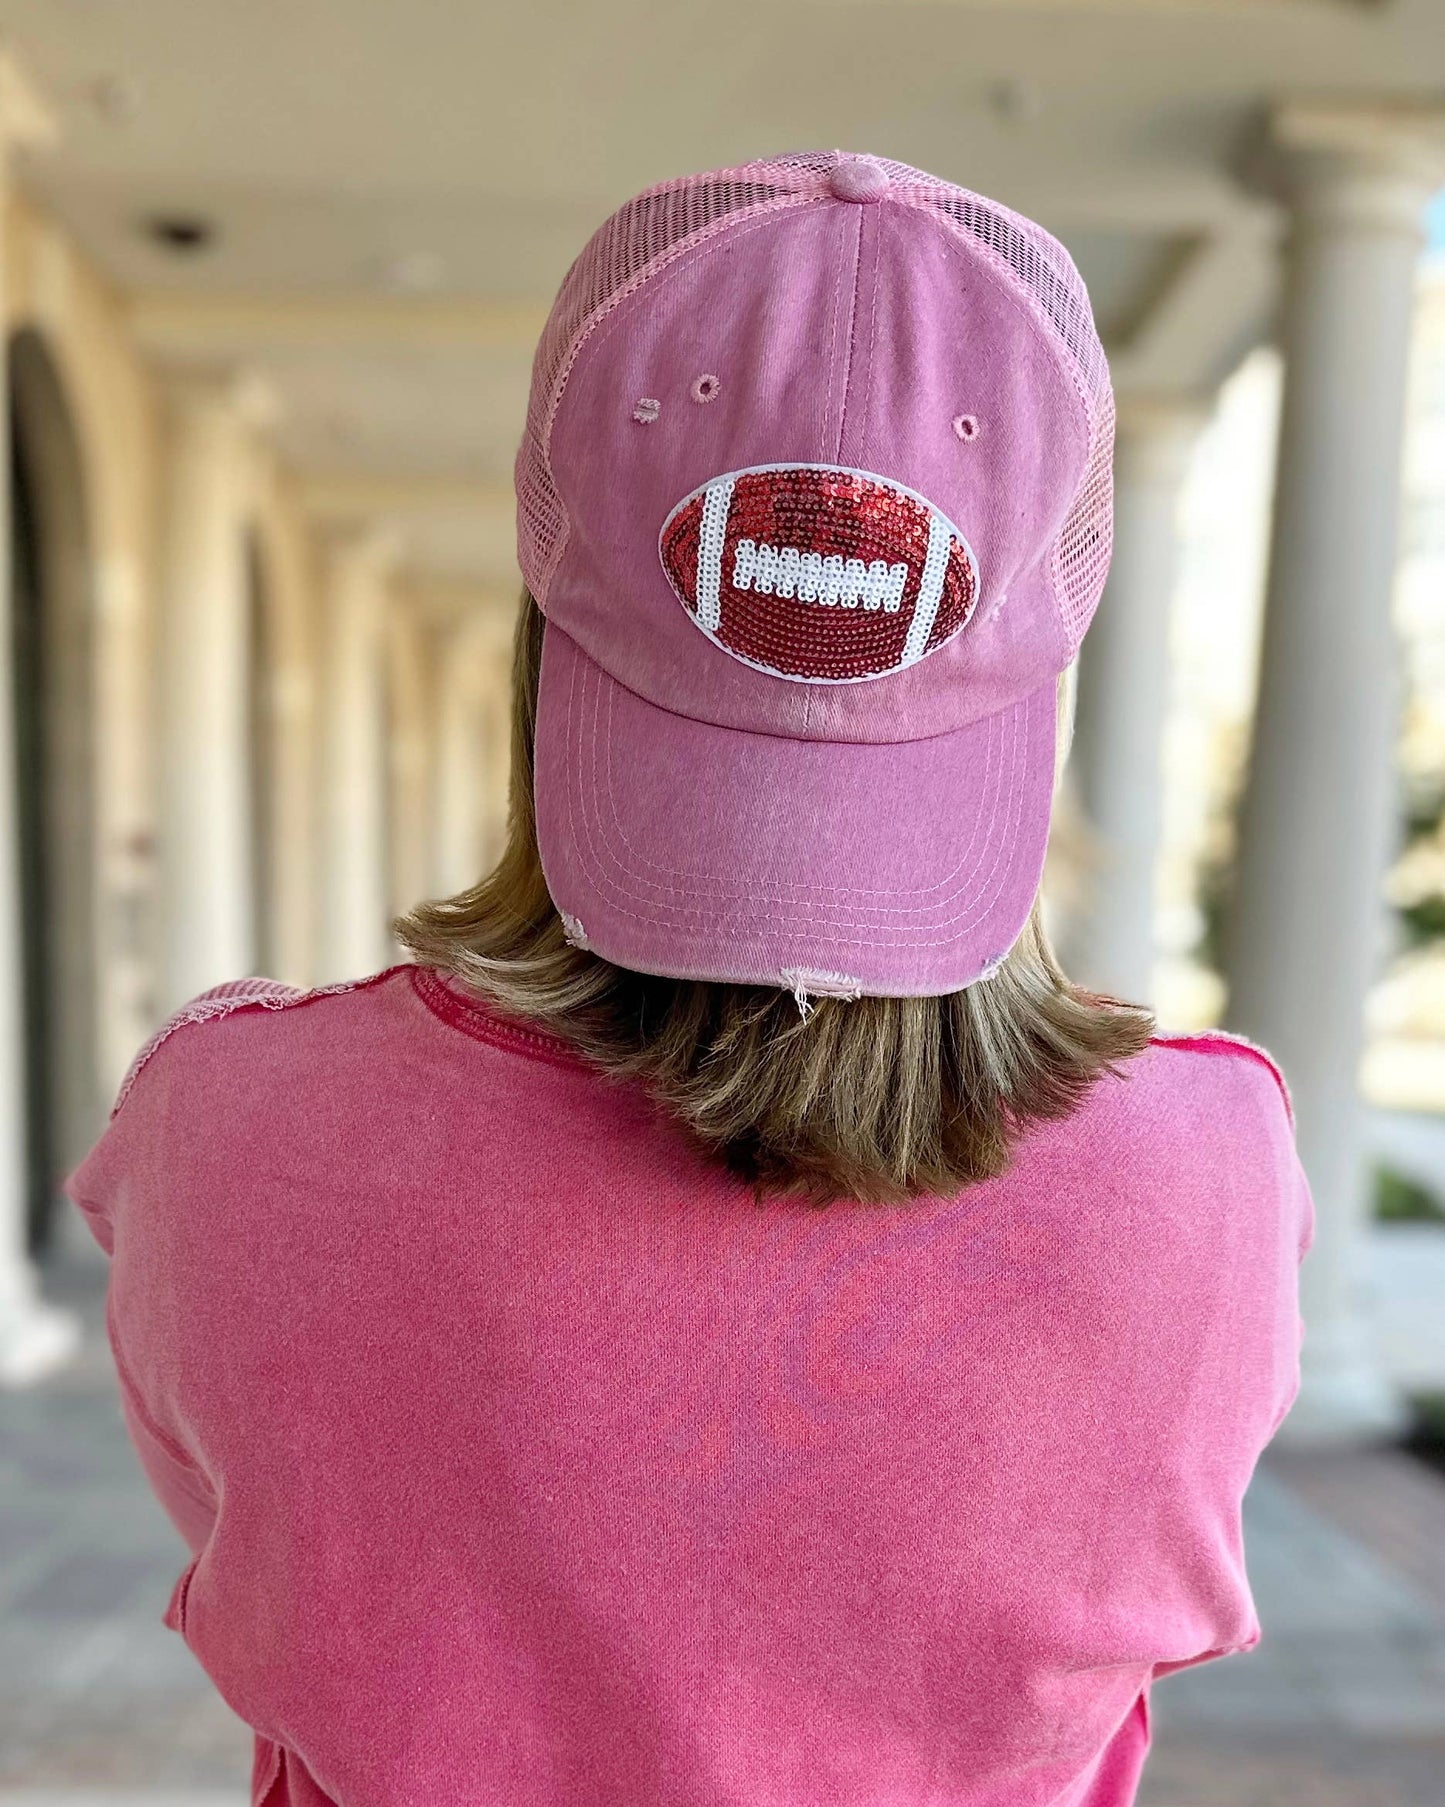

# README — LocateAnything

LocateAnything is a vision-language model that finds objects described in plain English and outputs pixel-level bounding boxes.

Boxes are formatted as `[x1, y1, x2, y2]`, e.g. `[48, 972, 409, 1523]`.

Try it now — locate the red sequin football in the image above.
[659, 463, 979, 683]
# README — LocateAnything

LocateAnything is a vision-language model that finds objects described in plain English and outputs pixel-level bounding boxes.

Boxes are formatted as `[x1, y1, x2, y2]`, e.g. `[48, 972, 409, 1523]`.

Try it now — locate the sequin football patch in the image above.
[658, 464, 979, 683]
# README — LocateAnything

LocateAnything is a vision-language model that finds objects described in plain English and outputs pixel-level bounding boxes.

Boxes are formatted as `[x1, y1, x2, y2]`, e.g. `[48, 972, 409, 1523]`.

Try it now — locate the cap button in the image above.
[829, 156, 890, 204]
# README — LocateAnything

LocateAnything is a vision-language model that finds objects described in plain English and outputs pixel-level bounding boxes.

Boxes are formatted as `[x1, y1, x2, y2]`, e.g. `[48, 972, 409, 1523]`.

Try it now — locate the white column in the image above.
[1228, 104, 1445, 1444]
[432, 617, 487, 900]
[253, 468, 321, 989]
[0, 54, 75, 1382]
[317, 530, 397, 982]
[432, 605, 513, 897]
[476, 621, 515, 874]
[157, 373, 269, 1009]
[1068, 398, 1202, 1005]
[387, 599, 436, 918]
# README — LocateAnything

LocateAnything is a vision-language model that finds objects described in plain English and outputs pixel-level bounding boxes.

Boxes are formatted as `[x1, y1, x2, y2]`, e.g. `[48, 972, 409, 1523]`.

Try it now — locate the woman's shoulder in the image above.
[1141, 1025, 1293, 1126]
[1021, 1024, 1312, 1294]
[1080, 1024, 1305, 1237]
[110, 966, 411, 1121]
[1033, 1023, 1301, 1208]
[69, 967, 423, 1250]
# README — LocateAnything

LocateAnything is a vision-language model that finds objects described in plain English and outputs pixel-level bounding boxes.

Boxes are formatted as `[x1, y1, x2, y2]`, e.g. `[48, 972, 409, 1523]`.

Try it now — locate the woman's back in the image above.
[71, 965, 1308, 1807]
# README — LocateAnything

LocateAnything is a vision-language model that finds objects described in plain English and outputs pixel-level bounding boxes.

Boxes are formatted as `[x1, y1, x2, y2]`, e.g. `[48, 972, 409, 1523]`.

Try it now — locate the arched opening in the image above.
[8, 329, 99, 1255]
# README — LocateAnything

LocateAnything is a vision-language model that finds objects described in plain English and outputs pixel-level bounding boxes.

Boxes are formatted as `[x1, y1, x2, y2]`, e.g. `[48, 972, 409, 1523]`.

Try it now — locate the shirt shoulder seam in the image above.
[110, 966, 410, 1121]
[1147, 1029, 1293, 1126]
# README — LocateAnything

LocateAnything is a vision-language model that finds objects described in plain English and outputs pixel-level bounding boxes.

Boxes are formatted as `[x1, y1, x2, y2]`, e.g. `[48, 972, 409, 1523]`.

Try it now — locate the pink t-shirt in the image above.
[69, 962, 1311, 1807]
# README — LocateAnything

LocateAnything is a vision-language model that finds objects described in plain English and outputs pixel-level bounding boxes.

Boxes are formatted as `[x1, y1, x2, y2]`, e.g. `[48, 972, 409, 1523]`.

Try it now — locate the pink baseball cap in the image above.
[517, 150, 1113, 997]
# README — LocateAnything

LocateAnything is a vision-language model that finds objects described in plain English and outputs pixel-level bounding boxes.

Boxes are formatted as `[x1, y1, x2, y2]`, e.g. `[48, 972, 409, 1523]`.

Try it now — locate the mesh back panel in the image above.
[517, 154, 1112, 655]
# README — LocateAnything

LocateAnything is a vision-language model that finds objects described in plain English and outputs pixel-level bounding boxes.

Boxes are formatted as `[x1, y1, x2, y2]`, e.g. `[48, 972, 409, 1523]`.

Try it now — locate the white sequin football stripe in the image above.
[732, 540, 908, 612]
[695, 477, 735, 631]
[901, 512, 953, 666]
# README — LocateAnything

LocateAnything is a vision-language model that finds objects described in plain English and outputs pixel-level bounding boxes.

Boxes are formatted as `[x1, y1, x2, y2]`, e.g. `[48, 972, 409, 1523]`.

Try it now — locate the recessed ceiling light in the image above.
[144, 214, 217, 254]
[987, 78, 1042, 125]
[88, 74, 140, 123]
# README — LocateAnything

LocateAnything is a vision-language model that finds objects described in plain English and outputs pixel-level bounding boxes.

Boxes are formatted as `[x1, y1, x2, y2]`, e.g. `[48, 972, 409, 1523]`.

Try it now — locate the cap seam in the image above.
[820, 202, 875, 733]
[832, 204, 867, 467]
[859, 206, 885, 470]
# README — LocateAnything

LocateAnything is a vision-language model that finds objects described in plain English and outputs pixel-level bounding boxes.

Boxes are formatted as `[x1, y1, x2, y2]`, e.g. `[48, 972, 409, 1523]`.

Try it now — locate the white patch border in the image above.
[658, 461, 982, 686]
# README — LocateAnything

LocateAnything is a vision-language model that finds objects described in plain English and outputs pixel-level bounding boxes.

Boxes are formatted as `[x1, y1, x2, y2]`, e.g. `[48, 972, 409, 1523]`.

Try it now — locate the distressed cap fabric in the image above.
[516, 150, 1113, 996]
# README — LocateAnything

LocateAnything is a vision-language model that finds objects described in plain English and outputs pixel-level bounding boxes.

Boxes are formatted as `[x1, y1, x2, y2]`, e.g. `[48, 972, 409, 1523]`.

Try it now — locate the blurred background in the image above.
[0, 2, 1442, 1803]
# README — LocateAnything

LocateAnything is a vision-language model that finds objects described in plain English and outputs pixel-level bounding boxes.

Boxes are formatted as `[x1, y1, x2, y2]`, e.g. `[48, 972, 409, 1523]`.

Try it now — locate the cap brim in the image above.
[533, 624, 1056, 997]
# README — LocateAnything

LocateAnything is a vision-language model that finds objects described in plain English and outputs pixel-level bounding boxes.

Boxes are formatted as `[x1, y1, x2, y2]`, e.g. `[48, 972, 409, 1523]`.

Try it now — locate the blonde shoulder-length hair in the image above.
[397, 595, 1153, 1205]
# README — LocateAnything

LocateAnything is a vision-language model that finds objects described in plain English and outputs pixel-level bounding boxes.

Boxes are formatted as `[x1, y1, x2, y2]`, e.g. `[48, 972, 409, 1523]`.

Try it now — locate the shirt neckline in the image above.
[407, 963, 593, 1074]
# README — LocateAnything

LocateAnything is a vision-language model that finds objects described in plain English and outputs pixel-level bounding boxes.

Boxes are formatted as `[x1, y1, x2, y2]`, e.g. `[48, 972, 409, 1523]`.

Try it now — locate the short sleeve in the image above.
[1149, 1025, 1312, 1443]
[1140, 1031, 1314, 1677]
[1268, 1132, 1313, 1438]
[65, 978, 303, 1255]
[1239, 1041, 1312, 1439]
[62, 980, 303, 1552]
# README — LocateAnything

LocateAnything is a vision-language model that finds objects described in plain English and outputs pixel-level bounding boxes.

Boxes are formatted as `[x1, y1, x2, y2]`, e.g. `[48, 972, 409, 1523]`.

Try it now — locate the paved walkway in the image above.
[1368, 1224, 1445, 1394]
[4, 1263, 1445, 1806]
[0, 1266, 248, 1799]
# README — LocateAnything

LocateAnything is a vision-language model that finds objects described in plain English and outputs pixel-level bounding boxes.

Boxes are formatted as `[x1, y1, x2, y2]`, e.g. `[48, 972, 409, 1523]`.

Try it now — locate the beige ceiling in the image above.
[0, 0, 1442, 584]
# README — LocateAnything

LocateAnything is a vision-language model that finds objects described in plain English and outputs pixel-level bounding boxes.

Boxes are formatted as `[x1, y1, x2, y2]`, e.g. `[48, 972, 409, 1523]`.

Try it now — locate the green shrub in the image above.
[1375, 1164, 1445, 1223]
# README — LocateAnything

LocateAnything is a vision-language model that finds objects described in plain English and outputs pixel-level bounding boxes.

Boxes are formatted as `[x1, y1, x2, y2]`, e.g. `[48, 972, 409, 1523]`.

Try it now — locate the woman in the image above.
[70, 152, 1309, 1807]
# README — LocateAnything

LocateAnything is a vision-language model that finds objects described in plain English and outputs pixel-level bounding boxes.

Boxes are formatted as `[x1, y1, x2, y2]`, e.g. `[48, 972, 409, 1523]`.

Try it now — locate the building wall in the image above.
[2, 184, 517, 1149]
[4, 193, 161, 1102]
